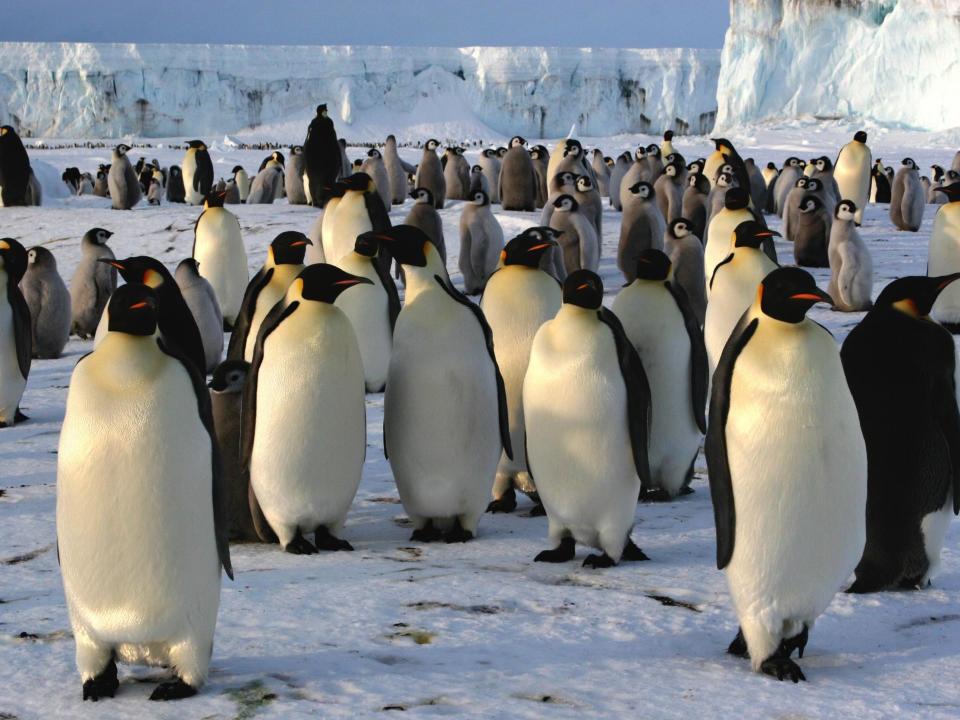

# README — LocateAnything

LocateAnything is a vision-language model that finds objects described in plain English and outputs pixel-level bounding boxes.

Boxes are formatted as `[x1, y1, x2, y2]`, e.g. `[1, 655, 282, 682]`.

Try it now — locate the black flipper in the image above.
[705, 314, 759, 570]
[365, 192, 394, 276]
[9, 284, 31, 380]
[191, 209, 207, 256]
[934, 329, 960, 514]
[434, 275, 513, 460]
[226, 266, 272, 360]
[709, 253, 734, 291]
[372, 255, 401, 333]
[666, 280, 707, 433]
[194, 150, 214, 195]
[598, 307, 652, 489]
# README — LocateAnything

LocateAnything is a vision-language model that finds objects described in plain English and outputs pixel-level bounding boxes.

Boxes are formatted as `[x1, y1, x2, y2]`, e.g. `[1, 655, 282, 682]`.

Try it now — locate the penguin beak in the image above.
[290, 239, 312, 247]
[334, 278, 374, 287]
[527, 242, 556, 252]
[128, 301, 151, 311]
[789, 288, 832, 304]
[99, 259, 125, 271]
[757, 230, 781, 238]
[576, 283, 591, 291]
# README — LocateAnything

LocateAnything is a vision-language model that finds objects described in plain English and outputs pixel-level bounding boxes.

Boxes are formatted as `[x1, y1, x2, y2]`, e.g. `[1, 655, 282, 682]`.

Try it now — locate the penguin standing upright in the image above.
[871, 159, 892, 203]
[842, 275, 960, 592]
[773, 158, 803, 217]
[442, 147, 471, 201]
[383, 135, 409, 205]
[175, 259, 223, 374]
[20, 246, 71, 359]
[707, 267, 866, 682]
[810, 156, 841, 207]
[619, 147, 649, 207]
[834, 131, 872, 225]
[107, 144, 142, 210]
[57, 284, 232, 701]
[246, 162, 284, 205]
[704, 188, 769, 295]
[314, 182, 346, 264]
[327, 172, 392, 266]
[928, 183, 960, 331]
[361, 148, 392, 210]
[147, 177, 163, 206]
[166, 165, 185, 203]
[0, 238, 30, 426]
[827, 200, 873, 312]
[284, 146, 308, 205]
[415, 139, 446, 209]
[404, 188, 446, 262]
[383, 225, 510, 543]
[459, 190, 504, 295]
[592, 149, 611, 198]
[661, 130, 675, 159]
[0, 126, 31, 206]
[654, 159, 684, 224]
[707, 171, 738, 225]
[70, 228, 116, 338]
[793, 194, 832, 268]
[468, 164, 490, 198]
[890, 158, 925, 232]
[664, 218, 707, 325]
[761, 162, 779, 214]
[303, 104, 341, 207]
[530, 145, 550, 210]
[478, 148, 502, 204]
[231, 166, 250, 203]
[192, 192, 247, 329]
[182, 140, 213, 206]
[548, 194, 599, 280]
[525, 270, 651, 567]
[574, 174, 603, 238]
[618, 182, 665, 283]
[744, 158, 768, 211]
[499, 137, 536, 211]
[682, 173, 711, 239]
[481, 231, 561, 513]
[93, 166, 110, 198]
[609, 151, 632, 211]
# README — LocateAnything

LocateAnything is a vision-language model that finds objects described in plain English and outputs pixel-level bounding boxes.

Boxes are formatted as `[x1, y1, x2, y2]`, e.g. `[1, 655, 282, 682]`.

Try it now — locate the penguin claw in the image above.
[760, 657, 806, 683]
[149, 678, 198, 701]
[82, 659, 119, 701]
[621, 539, 650, 562]
[410, 521, 443, 543]
[639, 488, 674, 503]
[727, 629, 749, 658]
[284, 532, 317, 555]
[486, 487, 517, 514]
[527, 503, 547, 517]
[784, 626, 809, 659]
[14, 408, 28, 424]
[534, 536, 575, 563]
[314, 527, 353, 552]
[582, 552, 616, 569]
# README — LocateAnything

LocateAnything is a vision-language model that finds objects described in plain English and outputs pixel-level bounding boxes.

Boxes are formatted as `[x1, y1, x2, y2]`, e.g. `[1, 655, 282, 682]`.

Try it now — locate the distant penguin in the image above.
[339, 138, 352, 179]
[70, 228, 116, 338]
[415, 139, 446, 209]
[93, 167, 110, 198]
[644, 143, 663, 179]
[929, 165, 948, 205]
[193, 191, 248, 328]
[618, 182, 665, 283]
[525, 269, 651, 567]
[107, 144, 141, 210]
[827, 200, 873, 312]
[592, 148, 611, 198]
[613, 249, 706, 500]
[842, 274, 960, 593]
[459, 190, 504, 295]
[182, 140, 213, 206]
[707, 267, 865, 682]
[0, 238, 30, 426]
[361, 148, 392, 209]
[227, 231, 310, 363]
[246, 163, 284, 204]
[744, 158, 768, 211]
[21, 246, 70, 359]
[468, 164, 490, 198]
[681, 172, 711, 239]
[175, 259, 223, 374]
[664, 218, 706, 326]
[146, 177, 162, 206]
[383, 135, 409, 205]
[442, 146, 471, 201]
[57, 284, 231, 701]
[327, 172, 392, 267]
[62, 166, 82, 194]
[231, 166, 250, 203]
[761, 162, 778, 213]
[530, 145, 550, 209]
[284, 146, 308, 205]
[0, 126, 32, 206]
[609, 151, 632, 211]
[834, 131, 872, 225]
[654, 159, 684, 224]
[478, 148, 502, 204]
[303, 104, 342, 207]
[223, 177, 240, 205]
[383, 225, 510, 543]
[499, 136, 536, 211]
[548, 194, 599, 280]
[928, 183, 960, 330]
[704, 188, 769, 295]
[165, 165, 185, 203]
[404, 187, 446, 262]
[810, 156, 841, 207]
[773, 157, 803, 217]
[242, 264, 370, 553]
[661, 130, 675, 159]
[481, 231, 561, 514]
[870, 159, 891, 203]
[890, 158, 925, 232]
[794, 194, 831, 268]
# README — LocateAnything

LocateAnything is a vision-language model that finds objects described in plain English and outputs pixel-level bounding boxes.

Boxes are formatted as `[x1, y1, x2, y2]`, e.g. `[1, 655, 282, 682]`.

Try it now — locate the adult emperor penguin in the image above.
[574, 174, 603, 237]
[303, 104, 341, 207]
[226, 231, 310, 362]
[361, 147, 392, 209]
[744, 158, 768, 211]
[704, 188, 770, 296]
[793, 194, 832, 268]
[707, 267, 866, 682]
[682, 172, 711, 239]
[231, 165, 250, 203]
[284, 145, 308, 205]
[661, 130, 675, 159]
[404, 187, 446, 262]
[381, 225, 511, 543]
[0, 238, 30, 427]
[525, 269, 651, 567]
[313, 182, 346, 264]
[336, 232, 400, 393]
[0, 125, 31, 206]
[415, 139, 446, 209]
[499, 136, 536, 211]
[704, 221, 780, 374]
[327, 172, 392, 266]
[192, 190, 247, 329]
[57, 284, 232, 701]
[478, 148, 502, 204]
[842, 274, 960, 592]
[705, 138, 749, 192]
[890, 158, 925, 232]
[442, 146, 471, 201]
[175, 259, 224, 374]
[613, 250, 706, 500]
[761, 161, 778, 214]
[182, 140, 214, 206]
[166, 165, 185, 203]
[871, 159, 892, 203]
[928, 183, 960, 330]
[383, 135, 409, 205]
[459, 190, 504, 295]
[827, 200, 873, 312]
[618, 181, 665, 283]
[21, 246, 70, 359]
[834, 131, 872, 225]
[242, 264, 370, 553]
[664, 218, 707, 325]
[70, 228, 116, 338]
[107, 144, 141, 210]
[548, 194, 599, 280]
[481, 230, 561, 514]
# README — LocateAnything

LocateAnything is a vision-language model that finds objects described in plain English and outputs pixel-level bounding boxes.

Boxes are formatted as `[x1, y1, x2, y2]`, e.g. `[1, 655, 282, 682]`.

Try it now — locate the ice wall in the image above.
[716, 0, 960, 131]
[0, 43, 720, 140]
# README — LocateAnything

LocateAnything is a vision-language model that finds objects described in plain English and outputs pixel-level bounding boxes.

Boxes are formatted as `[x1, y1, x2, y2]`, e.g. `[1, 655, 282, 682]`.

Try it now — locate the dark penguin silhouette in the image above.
[0, 126, 32, 206]
[303, 104, 341, 207]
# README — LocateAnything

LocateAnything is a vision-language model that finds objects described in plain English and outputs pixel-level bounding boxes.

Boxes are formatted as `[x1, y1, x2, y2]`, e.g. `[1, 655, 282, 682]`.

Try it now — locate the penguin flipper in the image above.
[10, 286, 32, 380]
[365, 192, 393, 233]
[248, 483, 279, 544]
[191, 209, 207, 256]
[933, 337, 960, 514]
[666, 281, 708, 433]
[709, 253, 735, 291]
[372, 255, 401, 333]
[434, 275, 513, 460]
[706, 314, 759, 570]
[226, 266, 272, 360]
[598, 307, 652, 490]
[195, 151, 214, 194]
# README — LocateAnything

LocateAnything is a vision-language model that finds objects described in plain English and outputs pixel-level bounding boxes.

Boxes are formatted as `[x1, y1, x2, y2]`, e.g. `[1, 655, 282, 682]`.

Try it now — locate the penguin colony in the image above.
[1, 118, 959, 699]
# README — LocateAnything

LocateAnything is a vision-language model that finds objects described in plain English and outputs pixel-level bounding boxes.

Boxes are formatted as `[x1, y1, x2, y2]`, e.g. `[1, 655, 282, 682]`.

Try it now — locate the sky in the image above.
[0, 1, 730, 49]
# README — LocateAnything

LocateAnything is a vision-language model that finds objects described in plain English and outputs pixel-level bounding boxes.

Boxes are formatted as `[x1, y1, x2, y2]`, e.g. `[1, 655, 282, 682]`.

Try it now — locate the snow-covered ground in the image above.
[2, 126, 960, 718]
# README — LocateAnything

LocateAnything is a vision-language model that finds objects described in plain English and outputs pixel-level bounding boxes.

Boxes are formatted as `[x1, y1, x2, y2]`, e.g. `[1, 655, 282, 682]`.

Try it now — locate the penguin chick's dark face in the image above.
[101, 255, 170, 289]
[902, 157, 917, 169]
[209, 360, 249, 393]
[553, 194, 577, 212]
[733, 221, 780, 249]
[367, 148, 381, 159]
[426, 139, 440, 150]
[411, 187, 434, 204]
[759, 268, 831, 324]
[116, 144, 130, 156]
[510, 136, 526, 148]
[669, 219, 691, 238]
[27, 246, 56, 269]
[270, 232, 311, 265]
[875, 274, 960, 318]
[836, 200, 857, 220]
[107, 284, 159, 336]
[85, 228, 113, 245]
[628, 182, 653, 199]
[563, 269, 603, 310]
[563, 139, 581, 157]
[799, 195, 823, 213]
[472, 191, 490, 206]
[361, 225, 431, 268]
[296, 263, 372, 304]
[635, 249, 671, 281]
[576, 175, 594, 192]
[501, 232, 557, 268]
[0, 238, 28, 281]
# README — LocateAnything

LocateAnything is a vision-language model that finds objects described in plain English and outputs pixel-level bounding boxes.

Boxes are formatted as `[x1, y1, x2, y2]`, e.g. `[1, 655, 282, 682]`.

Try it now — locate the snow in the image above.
[716, 0, 960, 132]
[1, 125, 960, 717]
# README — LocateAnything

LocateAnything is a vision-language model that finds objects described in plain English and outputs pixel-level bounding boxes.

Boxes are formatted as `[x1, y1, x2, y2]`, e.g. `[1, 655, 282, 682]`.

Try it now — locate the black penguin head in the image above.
[799, 194, 823, 213]
[410, 187, 434, 204]
[209, 360, 250, 393]
[931, 164, 945, 180]
[367, 148, 382, 159]
[785, 157, 800, 168]
[563, 139, 582, 157]
[759, 268, 832, 324]
[902, 157, 917, 169]
[711, 138, 733, 152]
[481, 148, 496, 158]
[664, 130, 674, 141]
[270, 232, 311, 265]
[203, 189, 226, 208]
[688, 173, 709, 193]
[501, 230, 558, 268]
[354, 232, 385, 258]
[187, 140, 207, 150]
[562, 269, 603, 310]
[575, 175, 594, 192]
[107, 284, 159, 336]
[553, 194, 578, 212]
[628, 181, 654, 200]
[83, 228, 114, 246]
[290, 145, 303, 156]
[169, 165, 181, 177]
[815, 156, 832, 172]
[27, 246, 56, 271]
[510, 136, 526, 148]
[270, 151, 284, 166]
[471, 164, 483, 174]
[854, 131, 868, 143]
[604, 156, 614, 167]
[687, 160, 704, 174]
[723, 187, 750, 210]
[716, 172, 735, 188]
[101, 255, 171, 289]
[835, 199, 858, 220]
[324, 181, 348, 200]
[665, 161, 680, 177]
[0, 238, 28, 282]
[645, 144, 660, 158]
[934, 183, 960, 202]
[317, 104, 328, 117]
[634, 249, 671, 282]
[875, 274, 960, 318]
[733, 221, 780, 249]
[296, 263, 372, 304]
[634, 146, 647, 161]
[341, 172, 373, 192]
[806, 178, 822, 193]
[496, 147, 508, 157]
[0, 125, 16, 138]
[362, 225, 432, 268]
[557, 171, 576, 187]
[766, 161, 777, 170]
[669, 218, 693, 239]
[471, 190, 491, 206]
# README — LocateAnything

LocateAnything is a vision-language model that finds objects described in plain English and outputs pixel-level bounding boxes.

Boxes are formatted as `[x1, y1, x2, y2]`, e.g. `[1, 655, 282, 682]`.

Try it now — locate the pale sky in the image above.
[0, 1, 730, 48]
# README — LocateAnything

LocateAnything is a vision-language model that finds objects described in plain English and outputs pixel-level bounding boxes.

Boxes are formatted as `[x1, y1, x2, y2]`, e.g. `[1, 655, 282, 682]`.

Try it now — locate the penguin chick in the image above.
[618, 181, 665, 283]
[827, 200, 873, 312]
[175, 258, 224, 374]
[459, 190, 504, 295]
[70, 228, 116, 338]
[21, 246, 71, 358]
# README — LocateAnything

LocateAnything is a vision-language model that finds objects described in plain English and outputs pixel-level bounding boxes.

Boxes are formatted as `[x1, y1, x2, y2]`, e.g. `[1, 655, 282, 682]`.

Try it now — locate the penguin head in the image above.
[723, 187, 750, 210]
[295, 263, 373, 304]
[815, 156, 832, 172]
[665, 162, 678, 177]
[720, 162, 735, 176]
[711, 138, 733, 153]
[931, 164, 945, 180]
[733, 221, 780, 249]
[341, 172, 373, 193]
[27, 246, 56, 270]
[497, 147, 508, 158]
[553, 194, 578, 212]
[628, 181, 654, 200]
[604, 156, 615, 167]
[766, 162, 777, 170]
[0, 125, 13, 137]
[875, 274, 960, 318]
[563, 139, 582, 158]
[794, 176, 809, 190]
[83, 228, 114, 247]
[557, 171, 576, 188]
[367, 148, 382, 159]
[115, 144, 131, 157]
[688, 172, 708, 192]
[271, 151, 285, 166]
[663, 130, 674, 141]
[101, 256, 171, 289]
[687, 160, 704, 175]
[530, 147, 542, 160]
[634, 146, 647, 161]
[562, 270, 603, 310]
[510, 136, 526, 148]
[0, 238, 28, 282]
[853, 131, 868, 143]
[471, 190, 491, 206]
[410, 187, 434, 205]
[501, 229, 558, 268]
[785, 157, 800, 168]
[187, 140, 207, 151]
[669, 218, 693, 239]
[799, 195, 823, 214]
[324, 181, 348, 200]
[425, 139, 440, 151]
[634, 249, 671, 282]
[354, 232, 388, 259]
[170, 166, 181, 177]
[575, 175, 594, 192]
[471, 164, 483, 175]
[481, 148, 496, 158]
[209, 360, 250, 394]
[835, 199, 858, 221]
[758, 268, 832, 324]
[645, 144, 661, 158]
[269, 231, 312, 265]
[934, 183, 960, 202]
[716, 172, 734, 188]
[362, 225, 434, 268]
[175, 258, 202, 283]
[107, 284, 159, 337]
[203, 189, 227, 208]
[806, 178, 822, 193]
[902, 157, 917, 169]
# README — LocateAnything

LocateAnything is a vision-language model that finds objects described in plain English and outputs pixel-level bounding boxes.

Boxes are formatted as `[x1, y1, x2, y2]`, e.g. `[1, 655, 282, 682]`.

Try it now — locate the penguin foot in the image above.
[314, 527, 353, 552]
[486, 488, 517, 514]
[14, 408, 28, 424]
[410, 521, 443, 543]
[784, 626, 809, 659]
[582, 552, 616, 569]
[727, 629, 748, 658]
[82, 658, 119, 701]
[284, 531, 317, 555]
[621, 539, 649, 562]
[527, 502, 547, 518]
[444, 520, 474, 544]
[149, 678, 198, 701]
[898, 575, 927, 590]
[639, 488, 674, 503]
[534, 537, 575, 563]
[759, 656, 806, 683]
[679, 485, 695, 496]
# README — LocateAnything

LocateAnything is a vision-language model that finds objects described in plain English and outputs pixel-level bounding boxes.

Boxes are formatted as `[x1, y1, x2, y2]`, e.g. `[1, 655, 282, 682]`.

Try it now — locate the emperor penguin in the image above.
[442, 146, 471, 201]
[707, 267, 866, 682]
[661, 130, 675, 159]
[147, 177, 163, 206]
[525, 269, 651, 567]
[303, 104, 341, 207]
[827, 200, 874, 312]
[707, 171, 738, 225]
[550, 139, 588, 189]
[928, 183, 960, 331]
[223, 177, 240, 205]
[810, 156, 841, 207]
[313, 182, 347, 264]
[929, 165, 948, 205]
[415, 139, 446, 209]
[226, 231, 310, 363]
[0, 238, 30, 426]
[57, 284, 232, 701]
[782, 177, 827, 244]
[664, 218, 707, 326]
[246, 162, 284, 205]
[361, 148, 392, 210]
[704, 221, 780, 374]
[834, 131, 872, 225]
[231, 166, 250, 203]
[0, 125, 32, 206]
[644, 143, 664, 179]
[182, 140, 214, 206]
[548, 194, 599, 280]
[175, 259, 224, 374]
[499, 136, 536, 211]
[243, 264, 370, 553]
[284, 146, 308, 205]
[704, 188, 770, 296]
[618, 147, 649, 208]
[382, 225, 511, 543]
[793, 195, 831, 268]
[574, 174, 603, 238]
[609, 151, 633, 211]
[339, 138, 352, 179]
[705, 138, 750, 192]
[530, 145, 550, 209]
[773, 158, 803, 217]
[335, 233, 401, 393]
[478, 148, 502, 204]
[592, 149, 611, 198]
[618, 181, 665, 283]
[744, 158, 768, 212]
[480, 230, 561, 514]
[761, 162, 779, 214]
[890, 158, 925, 232]
[459, 190, 504, 295]
[404, 187, 446, 262]
[613, 249, 707, 500]
[70, 228, 116, 338]
[871, 159, 892, 203]
[108, 144, 141, 210]
[383, 135, 409, 205]
[166, 165, 185, 203]
[654, 159, 684, 224]
[468, 164, 490, 198]
[327, 172, 392, 267]
[193, 190, 248, 329]
[93, 167, 110, 198]
[842, 274, 960, 592]
[21, 246, 70, 359]
[682, 172, 711, 239]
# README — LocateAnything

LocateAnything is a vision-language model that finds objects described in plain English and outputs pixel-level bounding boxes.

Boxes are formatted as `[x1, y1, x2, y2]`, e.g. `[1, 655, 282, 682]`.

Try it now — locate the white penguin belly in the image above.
[0, 292, 25, 423]
[335, 254, 392, 393]
[183, 156, 202, 205]
[704, 209, 753, 294]
[195, 210, 248, 324]
[244, 264, 303, 361]
[330, 194, 373, 266]
[930, 205, 960, 321]
[835, 146, 871, 224]
[920, 492, 953, 585]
